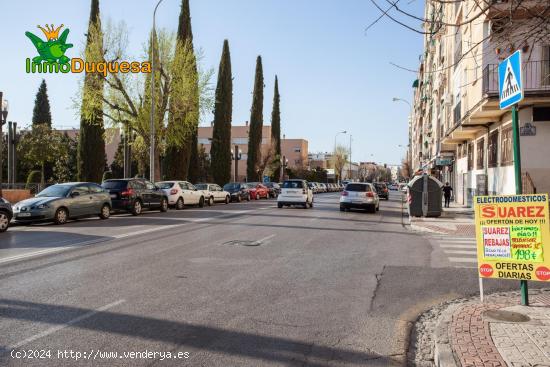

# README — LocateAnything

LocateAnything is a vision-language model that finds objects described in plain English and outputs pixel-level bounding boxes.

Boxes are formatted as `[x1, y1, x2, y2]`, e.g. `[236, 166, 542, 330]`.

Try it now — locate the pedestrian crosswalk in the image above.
[428, 235, 479, 268]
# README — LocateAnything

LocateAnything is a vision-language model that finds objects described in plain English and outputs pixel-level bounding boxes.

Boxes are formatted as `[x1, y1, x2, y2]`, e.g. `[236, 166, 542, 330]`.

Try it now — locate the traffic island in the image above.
[409, 289, 550, 366]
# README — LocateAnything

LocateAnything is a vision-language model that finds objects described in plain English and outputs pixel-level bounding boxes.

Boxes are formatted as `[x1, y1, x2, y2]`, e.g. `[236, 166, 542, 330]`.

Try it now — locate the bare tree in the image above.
[332, 145, 349, 182]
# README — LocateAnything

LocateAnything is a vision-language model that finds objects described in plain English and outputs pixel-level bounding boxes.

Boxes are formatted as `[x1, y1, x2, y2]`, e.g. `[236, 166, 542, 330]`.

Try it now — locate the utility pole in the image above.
[150, 0, 165, 182]
[0, 92, 8, 197]
[348, 134, 352, 181]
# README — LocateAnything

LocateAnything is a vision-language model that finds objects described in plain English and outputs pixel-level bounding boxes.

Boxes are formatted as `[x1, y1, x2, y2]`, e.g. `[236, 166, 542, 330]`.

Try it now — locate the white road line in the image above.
[448, 257, 478, 263]
[8, 299, 125, 350]
[258, 234, 276, 243]
[443, 250, 477, 255]
[440, 244, 476, 249]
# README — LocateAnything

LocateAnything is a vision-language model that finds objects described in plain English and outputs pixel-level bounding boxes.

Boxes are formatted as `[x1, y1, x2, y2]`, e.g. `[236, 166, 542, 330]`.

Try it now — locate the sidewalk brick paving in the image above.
[449, 291, 550, 367]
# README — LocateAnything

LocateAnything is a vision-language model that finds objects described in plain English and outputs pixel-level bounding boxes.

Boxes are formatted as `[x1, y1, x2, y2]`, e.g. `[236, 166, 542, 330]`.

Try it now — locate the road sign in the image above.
[498, 50, 523, 109]
[263, 175, 270, 183]
[474, 194, 550, 282]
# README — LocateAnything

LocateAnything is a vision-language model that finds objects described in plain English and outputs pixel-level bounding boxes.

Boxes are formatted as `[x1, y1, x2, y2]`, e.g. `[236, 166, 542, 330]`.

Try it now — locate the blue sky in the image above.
[2, 0, 423, 165]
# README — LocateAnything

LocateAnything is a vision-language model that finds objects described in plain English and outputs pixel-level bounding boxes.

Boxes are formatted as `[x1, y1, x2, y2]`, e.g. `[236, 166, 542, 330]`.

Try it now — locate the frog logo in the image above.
[25, 24, 73, 65]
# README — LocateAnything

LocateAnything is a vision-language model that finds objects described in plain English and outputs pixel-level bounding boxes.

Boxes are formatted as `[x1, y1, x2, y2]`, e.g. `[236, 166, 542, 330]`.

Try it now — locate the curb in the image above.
[433, 303, 460, 367]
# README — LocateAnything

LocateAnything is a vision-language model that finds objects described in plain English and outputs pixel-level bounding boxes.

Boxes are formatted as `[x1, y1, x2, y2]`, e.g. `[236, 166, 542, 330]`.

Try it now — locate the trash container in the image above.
[407, 174, 443, 217]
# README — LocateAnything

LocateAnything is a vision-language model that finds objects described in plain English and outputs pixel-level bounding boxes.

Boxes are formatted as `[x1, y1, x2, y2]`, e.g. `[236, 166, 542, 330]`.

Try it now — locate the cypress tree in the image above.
[270, 76, 281, 181]
[247, 56, 264, 181]
[165, 0, 199, 179]
[77, 0, 106, 183]
[32, 79, 52, 127]
[187, 128, 199, 183]
[210, 40, 233, 186]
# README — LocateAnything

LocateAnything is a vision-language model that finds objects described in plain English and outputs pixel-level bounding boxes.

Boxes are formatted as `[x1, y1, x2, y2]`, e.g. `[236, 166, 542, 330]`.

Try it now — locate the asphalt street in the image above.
[0, 192, 526, 366]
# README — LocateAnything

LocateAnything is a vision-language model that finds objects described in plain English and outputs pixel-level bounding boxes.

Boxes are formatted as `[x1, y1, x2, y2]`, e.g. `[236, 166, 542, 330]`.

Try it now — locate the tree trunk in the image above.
[40, 161, 45, 186]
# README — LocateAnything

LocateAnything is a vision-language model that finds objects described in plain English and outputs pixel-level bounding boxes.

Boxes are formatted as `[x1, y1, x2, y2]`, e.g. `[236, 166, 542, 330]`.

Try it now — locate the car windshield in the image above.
[223, 183, 240, 190]
[102, 180, 128, 189]
[282, 181, 303, 189]
[195, 184, 208, 190]
[346, 184, 370, 192]
[156, 182, 175, 189]
[36, 185, 72, 198]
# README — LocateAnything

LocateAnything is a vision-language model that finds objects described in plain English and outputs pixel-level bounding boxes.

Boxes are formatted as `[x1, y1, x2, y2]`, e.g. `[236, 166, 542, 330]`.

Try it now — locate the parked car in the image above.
[264, 182, 281, 198]
[223, 182, 251, 202]
[156, 181, 206, 209]
[374, 182, 389, 200]
[277, 179, 314, 208]
[340, 182, 380, 213]
[247, 182, 269, 200]
[388, 183, 399, 191]
[307, 182, 316, 193]
[195, 183, 231, 205]
[13, 182, 112, 224]
[0, 197, 13, 232]
[102, 179, 168, 215]
[318, 183, 327, 193]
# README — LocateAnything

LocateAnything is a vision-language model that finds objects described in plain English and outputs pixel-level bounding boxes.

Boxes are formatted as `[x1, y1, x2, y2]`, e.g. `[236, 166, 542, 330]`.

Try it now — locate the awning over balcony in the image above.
[441, 125, 484, 145]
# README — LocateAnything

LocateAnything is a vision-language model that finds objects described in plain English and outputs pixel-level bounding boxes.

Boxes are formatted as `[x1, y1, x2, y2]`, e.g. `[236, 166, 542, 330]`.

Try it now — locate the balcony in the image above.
[483, 60, 550, 97]
[453, 101, 462, 126]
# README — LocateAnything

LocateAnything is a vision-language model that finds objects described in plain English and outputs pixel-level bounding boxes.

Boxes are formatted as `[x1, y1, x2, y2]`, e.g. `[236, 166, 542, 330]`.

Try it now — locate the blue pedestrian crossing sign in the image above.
[498, 50, 523, 109]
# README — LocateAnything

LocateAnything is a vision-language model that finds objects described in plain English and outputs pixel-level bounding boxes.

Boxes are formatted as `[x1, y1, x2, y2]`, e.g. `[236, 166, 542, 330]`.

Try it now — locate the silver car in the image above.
[13, 182, 112, 225]
[339, 182, 380, 213]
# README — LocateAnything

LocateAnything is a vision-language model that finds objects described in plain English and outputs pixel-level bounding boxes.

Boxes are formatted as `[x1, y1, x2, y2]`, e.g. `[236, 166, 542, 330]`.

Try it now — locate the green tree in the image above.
[19, 125, 63, 185]
[32, 79, 52, 127]
[165, 0, 199, 180]
[210, 40, 233, 186]
[52, 132, 78, 182]
[77, 0, 106, 183]
[187, 129, 200, 183]
[247, 56, 264, 181]
[270, 75, 281, 181]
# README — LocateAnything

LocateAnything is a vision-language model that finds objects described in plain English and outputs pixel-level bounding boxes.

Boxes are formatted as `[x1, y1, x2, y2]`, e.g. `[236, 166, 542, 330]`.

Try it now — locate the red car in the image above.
[246, 183, 269, 200]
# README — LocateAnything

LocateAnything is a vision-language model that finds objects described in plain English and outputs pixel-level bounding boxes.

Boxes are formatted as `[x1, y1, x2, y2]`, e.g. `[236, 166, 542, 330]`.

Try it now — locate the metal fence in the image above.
[483, 60, 550, 96]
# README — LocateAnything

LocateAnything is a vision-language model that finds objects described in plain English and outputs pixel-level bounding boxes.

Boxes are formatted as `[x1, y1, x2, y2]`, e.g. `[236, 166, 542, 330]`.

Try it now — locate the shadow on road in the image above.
[0, 299, 398, 366]
[0, 231, 112, 250]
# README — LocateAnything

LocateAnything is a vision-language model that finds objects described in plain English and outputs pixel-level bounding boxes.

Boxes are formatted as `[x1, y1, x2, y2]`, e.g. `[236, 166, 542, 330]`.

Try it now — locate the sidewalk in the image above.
[435, 289, 550, 367]
[408, 202, 475, 237]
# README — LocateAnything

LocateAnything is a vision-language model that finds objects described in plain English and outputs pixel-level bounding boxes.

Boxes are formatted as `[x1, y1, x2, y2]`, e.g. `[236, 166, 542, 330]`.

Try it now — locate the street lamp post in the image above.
[334, 130, 347, 183]
[150, 0, 165, 182]
[233, 145, 242, 182]
[348, 134, 352, 181]
[0, 93, 8, 196]
[393, 97, 414, 173]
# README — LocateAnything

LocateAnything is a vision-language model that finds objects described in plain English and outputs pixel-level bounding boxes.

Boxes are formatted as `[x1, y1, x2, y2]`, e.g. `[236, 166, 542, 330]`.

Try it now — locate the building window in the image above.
[542, 45, 550, 86]
[198, 138, 210, 145]
[476, 138, 485, 169]
[488, 130, 498, 167]
[501, 126, 513, 165]
[467, 142, 474, 170]
[293, 147, 301, 153]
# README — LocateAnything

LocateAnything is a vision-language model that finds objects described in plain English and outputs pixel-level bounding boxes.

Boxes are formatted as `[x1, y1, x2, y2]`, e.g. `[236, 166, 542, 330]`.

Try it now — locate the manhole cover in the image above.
[484, 310, 530, 323]
[223, 240, 261, 247]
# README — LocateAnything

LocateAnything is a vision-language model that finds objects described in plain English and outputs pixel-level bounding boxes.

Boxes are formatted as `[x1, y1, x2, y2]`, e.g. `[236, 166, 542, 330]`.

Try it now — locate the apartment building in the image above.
[410, 0, 550, 206]
[198, 123, 308, 181]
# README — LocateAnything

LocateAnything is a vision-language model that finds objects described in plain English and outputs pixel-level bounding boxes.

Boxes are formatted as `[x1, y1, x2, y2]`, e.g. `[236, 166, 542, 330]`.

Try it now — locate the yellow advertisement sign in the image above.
[474, 194, 550, 281]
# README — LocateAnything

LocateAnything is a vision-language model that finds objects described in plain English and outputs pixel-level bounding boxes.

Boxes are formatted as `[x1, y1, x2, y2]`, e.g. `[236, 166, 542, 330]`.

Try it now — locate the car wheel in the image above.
[367, 205, 376, 214]
[303, 202, 308, 209]
[160, 198, 168, 212]
[0, 212, 10, 232]
[277, 203, 283, 208]
[198, 196, 205, 208]
[131, 200, 142, 216]
[247, 194, 251, 202]
[376, 204, 380, 211]
[99, 204, 111, 220]
[208, 196, 214, 206]
[310, 200, 314, 208]
[237, 195, 242, 203]
[339, 206, 345, 212]
[225, 196, 230, 204]
[54, 207, 68, 225]
[176, 197, 184, 210]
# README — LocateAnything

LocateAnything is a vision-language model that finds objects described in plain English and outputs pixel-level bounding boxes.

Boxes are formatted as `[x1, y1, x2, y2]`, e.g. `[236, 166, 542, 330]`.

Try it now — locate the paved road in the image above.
[0, 192, 524, 366]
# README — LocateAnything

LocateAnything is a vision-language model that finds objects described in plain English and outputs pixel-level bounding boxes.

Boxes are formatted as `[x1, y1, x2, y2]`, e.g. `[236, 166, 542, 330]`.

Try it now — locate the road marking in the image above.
[258, 234, 276, 243]
[448, 257, 478, 263]
[0, 210, 261, 265]
[8, 299, 125, 350]
[443, 250, 477, 255]
[440, 244, 476, 249]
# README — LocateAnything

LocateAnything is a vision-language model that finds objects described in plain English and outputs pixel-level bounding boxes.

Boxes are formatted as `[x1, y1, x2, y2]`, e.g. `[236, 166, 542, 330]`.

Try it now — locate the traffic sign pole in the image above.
[512, 104, 529, 306]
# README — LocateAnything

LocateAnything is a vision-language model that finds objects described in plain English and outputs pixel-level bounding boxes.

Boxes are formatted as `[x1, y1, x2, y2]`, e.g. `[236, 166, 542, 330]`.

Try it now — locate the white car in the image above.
[156, 181, 205, 209]
[339, 182, 380, 213]
[277, 179, 314, 208]
[195, 183, 231, 206]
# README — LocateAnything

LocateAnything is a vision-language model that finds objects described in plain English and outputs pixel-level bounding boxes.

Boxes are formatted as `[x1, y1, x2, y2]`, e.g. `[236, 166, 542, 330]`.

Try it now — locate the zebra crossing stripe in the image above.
[448, 257, 478, 263]
[444, 250, 477, 255]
